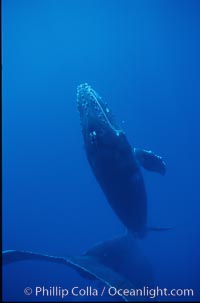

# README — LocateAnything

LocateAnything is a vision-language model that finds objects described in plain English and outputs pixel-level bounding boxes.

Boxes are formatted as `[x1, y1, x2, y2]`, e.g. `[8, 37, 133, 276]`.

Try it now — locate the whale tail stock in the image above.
[126, 226, 173, 239]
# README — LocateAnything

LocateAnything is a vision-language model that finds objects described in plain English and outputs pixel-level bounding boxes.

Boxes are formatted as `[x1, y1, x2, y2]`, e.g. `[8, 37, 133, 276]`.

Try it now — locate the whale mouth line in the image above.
[77, 83, 123, 136]
[89, 88, 122, 135]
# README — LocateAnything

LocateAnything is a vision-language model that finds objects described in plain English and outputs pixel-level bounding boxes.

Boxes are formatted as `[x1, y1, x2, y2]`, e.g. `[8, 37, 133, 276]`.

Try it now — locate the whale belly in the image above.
[88, 148, 147, 235]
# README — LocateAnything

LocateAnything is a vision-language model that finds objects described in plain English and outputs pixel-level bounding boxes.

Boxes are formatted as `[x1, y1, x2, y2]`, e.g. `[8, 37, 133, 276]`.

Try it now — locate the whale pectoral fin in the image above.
[134, 148, 166, 175]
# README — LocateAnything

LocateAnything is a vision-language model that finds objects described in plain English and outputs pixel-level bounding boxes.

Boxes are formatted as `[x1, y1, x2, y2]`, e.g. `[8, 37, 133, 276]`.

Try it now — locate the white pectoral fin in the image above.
[134, 148, 166, 175]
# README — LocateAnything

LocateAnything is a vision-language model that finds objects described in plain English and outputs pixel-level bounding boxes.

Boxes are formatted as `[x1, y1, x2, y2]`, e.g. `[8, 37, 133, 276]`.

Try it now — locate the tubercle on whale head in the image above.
[77, 83, 124, 147]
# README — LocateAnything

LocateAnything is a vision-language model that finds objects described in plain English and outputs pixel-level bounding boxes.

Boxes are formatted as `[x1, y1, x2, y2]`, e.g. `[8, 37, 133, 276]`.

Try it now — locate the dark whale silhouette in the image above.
[77, 83, 167, 238]
[3, 234, 155, 302]
[2, 84, 166, 301]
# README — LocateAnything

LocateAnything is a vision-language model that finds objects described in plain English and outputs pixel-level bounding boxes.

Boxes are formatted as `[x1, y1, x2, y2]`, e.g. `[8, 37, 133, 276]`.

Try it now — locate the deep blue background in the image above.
[2, 0, 200, 301]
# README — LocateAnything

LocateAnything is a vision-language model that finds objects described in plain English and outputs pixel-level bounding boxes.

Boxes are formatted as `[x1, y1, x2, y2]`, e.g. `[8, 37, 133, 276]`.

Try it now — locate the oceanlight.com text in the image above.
[24, 285, 194, 299]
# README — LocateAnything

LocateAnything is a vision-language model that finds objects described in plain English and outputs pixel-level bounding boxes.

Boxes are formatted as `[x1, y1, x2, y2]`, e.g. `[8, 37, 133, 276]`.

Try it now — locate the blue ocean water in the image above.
[2, 0, 200, 301]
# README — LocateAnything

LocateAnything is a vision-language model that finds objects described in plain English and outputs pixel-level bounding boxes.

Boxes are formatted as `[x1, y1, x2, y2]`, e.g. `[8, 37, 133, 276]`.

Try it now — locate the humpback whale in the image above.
[2, 84, 168, 301]
[77, 83, 167, 238]
[3, 234, 154, 302]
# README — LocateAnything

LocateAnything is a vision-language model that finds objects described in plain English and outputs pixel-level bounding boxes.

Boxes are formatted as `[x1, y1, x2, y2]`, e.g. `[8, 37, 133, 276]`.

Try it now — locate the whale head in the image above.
[77, 83, 123, 150]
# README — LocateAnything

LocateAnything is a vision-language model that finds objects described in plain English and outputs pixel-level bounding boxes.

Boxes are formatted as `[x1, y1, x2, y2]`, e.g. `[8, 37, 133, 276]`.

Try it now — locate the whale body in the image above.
[77, 83, 166, 237]
[3, 234, 155, 302]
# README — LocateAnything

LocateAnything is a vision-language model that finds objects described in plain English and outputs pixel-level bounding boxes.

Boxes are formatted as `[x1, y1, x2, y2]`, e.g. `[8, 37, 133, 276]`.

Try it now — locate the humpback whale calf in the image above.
[77, 83, 168, 238]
